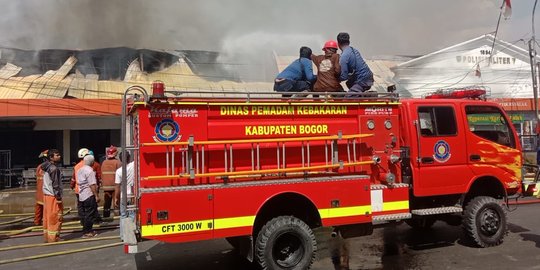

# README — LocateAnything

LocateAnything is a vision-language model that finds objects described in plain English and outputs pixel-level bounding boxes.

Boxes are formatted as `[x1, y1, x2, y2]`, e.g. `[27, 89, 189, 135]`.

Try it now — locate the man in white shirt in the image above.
[77, 155, 100, 238]
[114, 152, 134, 208]
[114, 151, 135, 241]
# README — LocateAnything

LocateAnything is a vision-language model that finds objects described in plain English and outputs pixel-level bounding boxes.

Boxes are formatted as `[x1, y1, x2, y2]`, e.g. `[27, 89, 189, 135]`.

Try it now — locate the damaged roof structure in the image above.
[0, 47, 275, 100]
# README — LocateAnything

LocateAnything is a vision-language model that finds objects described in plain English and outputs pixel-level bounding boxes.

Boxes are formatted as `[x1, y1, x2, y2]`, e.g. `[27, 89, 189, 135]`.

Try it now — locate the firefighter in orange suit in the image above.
[34, 150, 48, 226]
[100, 146, 121, 218]
[42, 149, 63, 242]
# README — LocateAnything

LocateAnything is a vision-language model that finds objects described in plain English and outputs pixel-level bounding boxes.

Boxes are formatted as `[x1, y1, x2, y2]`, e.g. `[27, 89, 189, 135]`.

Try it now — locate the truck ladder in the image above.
[141, 132, 375, 181]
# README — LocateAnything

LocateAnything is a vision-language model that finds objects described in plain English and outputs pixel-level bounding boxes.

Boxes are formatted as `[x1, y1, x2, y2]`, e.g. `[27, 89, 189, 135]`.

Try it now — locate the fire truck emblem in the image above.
[153, 118, 181, 142]
[433, 140, 451, 163]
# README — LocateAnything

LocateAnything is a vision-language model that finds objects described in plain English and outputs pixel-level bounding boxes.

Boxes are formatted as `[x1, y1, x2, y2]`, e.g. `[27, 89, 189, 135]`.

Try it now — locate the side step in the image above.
[372, 213, 412, 223]
[411, 206, 462, 216]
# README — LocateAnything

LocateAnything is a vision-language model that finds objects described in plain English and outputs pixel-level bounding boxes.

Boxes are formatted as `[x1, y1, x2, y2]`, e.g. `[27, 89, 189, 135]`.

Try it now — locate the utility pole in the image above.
[529, 39, 538, 124]
[530, 0, 539, 149]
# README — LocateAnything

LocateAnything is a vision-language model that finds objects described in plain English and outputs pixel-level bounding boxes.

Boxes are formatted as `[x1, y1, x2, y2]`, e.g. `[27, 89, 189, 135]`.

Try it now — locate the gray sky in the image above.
[0, 0, 536, 57]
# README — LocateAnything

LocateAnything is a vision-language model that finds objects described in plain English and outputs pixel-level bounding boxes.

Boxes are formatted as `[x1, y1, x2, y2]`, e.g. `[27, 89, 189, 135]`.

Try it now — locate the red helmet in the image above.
[106, 145, 118, 158]
[323, 40, 338, 50]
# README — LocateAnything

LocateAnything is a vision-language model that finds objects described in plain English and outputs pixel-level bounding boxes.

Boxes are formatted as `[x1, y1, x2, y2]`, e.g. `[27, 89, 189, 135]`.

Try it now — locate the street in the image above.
[1, 203, 539, 270]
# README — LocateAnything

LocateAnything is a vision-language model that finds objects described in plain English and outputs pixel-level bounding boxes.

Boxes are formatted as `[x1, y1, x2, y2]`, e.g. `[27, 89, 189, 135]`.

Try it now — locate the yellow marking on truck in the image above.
[220, 105, 348, 116]
[296, 105, 347, 115]
[210, 102, 399, 106]
[141, 216, 257, 237]
[142, 202, 407, 237]
[214, 216, 256, 230]
[380, 201, 409, 212]
[141, 219, 213, 237]
[245, 124, 329, 136]
[319, 205, 372, 219]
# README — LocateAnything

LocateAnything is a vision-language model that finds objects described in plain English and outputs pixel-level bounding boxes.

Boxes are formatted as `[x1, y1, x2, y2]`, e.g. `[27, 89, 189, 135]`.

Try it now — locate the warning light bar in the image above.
[425, 88, 487, 100]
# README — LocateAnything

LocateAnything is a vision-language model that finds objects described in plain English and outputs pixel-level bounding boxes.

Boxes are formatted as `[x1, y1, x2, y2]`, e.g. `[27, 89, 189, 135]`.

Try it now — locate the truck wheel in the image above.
[255, 216, 316, 270]
[405, 217, 436, 230]
[462, 196, 507, 247]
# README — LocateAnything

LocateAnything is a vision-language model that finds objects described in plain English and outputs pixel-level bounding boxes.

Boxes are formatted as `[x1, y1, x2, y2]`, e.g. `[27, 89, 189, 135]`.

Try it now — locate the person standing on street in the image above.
[101, 146, 121, 218]
[114, 151, 135, 240]
[72, 148, 89, 223]
[77, 154, 100, 238]
[337, 32, 374, 93]
[34, 150, 48, 226]
[42, 149, 63, 243]
[89, 150, 103, 222]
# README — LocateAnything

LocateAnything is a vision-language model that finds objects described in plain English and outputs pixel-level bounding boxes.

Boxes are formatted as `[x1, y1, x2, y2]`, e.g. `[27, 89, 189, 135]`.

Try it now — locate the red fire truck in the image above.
[119, 84, 524, 270]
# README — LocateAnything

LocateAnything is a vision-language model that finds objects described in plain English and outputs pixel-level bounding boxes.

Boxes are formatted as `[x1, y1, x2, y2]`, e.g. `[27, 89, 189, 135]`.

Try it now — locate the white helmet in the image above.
[77, 148, 89, 158]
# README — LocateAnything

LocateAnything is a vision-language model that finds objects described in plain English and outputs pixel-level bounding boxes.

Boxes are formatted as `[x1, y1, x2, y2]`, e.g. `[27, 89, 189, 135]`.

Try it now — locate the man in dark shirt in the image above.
[337, 32, 374, 93]
[274, 46, 316, 97]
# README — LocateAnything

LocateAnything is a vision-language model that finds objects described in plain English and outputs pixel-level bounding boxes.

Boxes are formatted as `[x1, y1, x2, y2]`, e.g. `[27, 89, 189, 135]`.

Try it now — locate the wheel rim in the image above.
[272, 231, 304, 268]
[479, 207, 501, 236]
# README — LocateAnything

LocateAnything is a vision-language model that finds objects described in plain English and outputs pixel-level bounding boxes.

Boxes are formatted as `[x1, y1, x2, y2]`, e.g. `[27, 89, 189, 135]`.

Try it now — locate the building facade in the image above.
[393, 34, 539, 151]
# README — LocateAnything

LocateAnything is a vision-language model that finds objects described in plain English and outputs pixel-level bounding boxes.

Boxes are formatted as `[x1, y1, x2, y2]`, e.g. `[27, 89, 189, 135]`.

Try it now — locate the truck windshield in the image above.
[465, 105, 515, 148]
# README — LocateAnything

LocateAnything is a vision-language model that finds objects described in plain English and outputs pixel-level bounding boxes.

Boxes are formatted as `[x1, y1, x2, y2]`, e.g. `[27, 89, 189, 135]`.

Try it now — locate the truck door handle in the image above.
[470, 154, 481, 161]
[421, 157, 434, 164]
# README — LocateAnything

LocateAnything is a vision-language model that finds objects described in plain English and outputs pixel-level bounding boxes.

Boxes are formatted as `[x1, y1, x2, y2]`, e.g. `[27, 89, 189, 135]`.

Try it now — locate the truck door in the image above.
[463, 105, 522, 185]
[412, 104, 475, 196]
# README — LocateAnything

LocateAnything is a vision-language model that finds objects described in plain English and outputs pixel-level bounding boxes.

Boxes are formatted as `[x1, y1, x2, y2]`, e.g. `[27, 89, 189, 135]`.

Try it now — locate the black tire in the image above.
[405, 217, 436, 230]
[462, 196, 507, 247]
[255, 216, 316, 270]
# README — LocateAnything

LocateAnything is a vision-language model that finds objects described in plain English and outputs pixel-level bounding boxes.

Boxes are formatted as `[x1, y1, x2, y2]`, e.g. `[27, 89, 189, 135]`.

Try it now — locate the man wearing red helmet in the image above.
[100, 145, 122, 218]
[311, 40, 343, 93]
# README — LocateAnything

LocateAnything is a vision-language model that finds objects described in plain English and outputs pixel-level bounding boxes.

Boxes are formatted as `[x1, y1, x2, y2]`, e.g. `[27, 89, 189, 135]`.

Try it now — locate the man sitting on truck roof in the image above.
[337, 32, 374, 93]
[274, 46, 316, 97]
[311, 40, 343, 94]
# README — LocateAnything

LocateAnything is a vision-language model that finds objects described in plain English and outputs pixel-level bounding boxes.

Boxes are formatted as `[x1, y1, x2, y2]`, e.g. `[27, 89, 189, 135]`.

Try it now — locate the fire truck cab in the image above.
[119, 85, 522, 270]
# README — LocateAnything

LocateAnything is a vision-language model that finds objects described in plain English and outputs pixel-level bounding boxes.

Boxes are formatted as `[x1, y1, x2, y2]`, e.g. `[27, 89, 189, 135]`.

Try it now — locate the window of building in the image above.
[418, 106, 457, 136]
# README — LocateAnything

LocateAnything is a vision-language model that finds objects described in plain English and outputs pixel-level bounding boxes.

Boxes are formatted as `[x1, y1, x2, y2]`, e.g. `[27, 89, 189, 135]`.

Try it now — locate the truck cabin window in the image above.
[465, 106, 515, 148]
[418, 106, 457, 136]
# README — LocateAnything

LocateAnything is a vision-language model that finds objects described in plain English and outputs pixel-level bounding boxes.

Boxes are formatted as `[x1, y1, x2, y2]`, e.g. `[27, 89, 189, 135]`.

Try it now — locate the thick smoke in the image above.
[0, 0, 514, 57]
